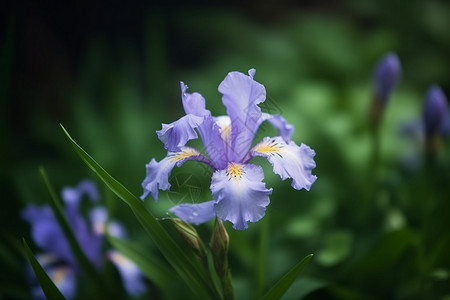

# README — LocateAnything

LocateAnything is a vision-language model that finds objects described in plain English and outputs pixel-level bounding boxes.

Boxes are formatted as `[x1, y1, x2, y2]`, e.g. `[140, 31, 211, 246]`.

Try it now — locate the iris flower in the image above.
[22, 180, 146, 299]
[141, 69, 317, 230]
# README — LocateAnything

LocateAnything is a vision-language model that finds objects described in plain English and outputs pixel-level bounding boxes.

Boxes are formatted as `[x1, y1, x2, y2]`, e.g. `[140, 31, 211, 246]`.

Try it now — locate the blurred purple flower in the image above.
[22, 180, 146, 299]
[373, 52, 401, 105]
[423, 85, 448, 139]
[141, 69, 317, 230]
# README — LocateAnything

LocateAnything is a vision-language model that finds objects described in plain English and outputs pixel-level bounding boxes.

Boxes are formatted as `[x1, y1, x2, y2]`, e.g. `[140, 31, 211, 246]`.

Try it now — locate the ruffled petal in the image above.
[169, 201, 216, 225]
[218, 69, 266, 163]
[181, 82, 209, 117]
[157, 114, 204, 152]
[257, 113, 294, 142]
[141, 147, 209, 202]
[251, 136, 317, 191]
[210, 163, 272, 230]
[108, 250, 147, 297]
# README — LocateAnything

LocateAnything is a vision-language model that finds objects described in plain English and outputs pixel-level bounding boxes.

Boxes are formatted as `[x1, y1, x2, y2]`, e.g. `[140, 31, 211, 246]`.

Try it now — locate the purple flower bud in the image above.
[423, 85, 448, 139]
[373, 52, 401, 105]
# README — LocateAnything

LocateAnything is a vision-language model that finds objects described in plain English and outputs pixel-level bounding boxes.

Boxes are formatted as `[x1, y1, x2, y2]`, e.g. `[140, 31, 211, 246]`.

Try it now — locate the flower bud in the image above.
[171, 218, 206, 259]
[424, 85, 448, 139]
[373, 52, 401, 105]
[423, 85, 448, 155]
[210, 218, 230, 277]
[370, 52, 401, 126]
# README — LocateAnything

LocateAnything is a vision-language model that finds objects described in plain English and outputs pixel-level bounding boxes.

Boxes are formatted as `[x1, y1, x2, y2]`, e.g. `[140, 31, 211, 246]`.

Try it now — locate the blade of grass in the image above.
[22, 239, 66, 300]
[107, 234, 175, 289]
[261, 254, 313, 300]
[39, 167, 107, 298]
[60, 124, 222, 300]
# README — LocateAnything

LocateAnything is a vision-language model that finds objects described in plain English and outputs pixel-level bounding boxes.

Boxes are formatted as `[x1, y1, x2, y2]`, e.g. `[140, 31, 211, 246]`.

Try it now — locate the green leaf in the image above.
[60, 124, 222, 300]
[261, 254, 313, 300]
[38, 167, 106, 298]
[107, 234, 175, 289]
[22, 239, 66, 300]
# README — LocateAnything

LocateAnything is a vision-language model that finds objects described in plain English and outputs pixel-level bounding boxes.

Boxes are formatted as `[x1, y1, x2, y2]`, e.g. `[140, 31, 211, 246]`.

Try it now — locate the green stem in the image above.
[256, 214, 269, 299]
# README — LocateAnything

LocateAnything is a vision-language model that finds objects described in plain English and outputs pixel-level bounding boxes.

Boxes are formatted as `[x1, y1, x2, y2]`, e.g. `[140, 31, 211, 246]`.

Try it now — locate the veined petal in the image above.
[257, 113, 294, 142]
[169, 201, 216, 225]
[251, 136, 317, 191]
[141, 147, 208, 202]
[157, 114, 204, 152]
[211, 163, 272, 230]
[218, 69, 266, 162]
[108, 250, 147, 297]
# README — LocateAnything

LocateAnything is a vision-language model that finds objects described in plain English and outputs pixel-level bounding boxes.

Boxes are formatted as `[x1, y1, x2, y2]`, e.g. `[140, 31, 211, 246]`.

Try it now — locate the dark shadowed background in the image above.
[2, 0, 450, 299]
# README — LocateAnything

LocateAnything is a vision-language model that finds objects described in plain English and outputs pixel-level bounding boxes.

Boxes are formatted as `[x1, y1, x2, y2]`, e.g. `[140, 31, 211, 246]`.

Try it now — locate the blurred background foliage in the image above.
[1, 0, 450, 299]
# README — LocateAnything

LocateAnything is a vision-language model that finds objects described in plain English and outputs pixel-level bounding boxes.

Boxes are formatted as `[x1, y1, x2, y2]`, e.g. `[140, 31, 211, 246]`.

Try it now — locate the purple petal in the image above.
[257, 113, 294, 143]
[169, 201, 216, 225]
[62, 180, 99, 206]
[108, 250, 147, 297]
[48, 266, 77, 299]
[251, 136, 317, 191]
[141, 147, 207, 202]
[180, 82, 209, 117]
[211, 164, 272, 230]
[22, 205, 75, 266]
[157, 114, 204, 152]
[198, 116, 228, 170]
[28, 254, 77, 300]
[180, 82, 227, 169]
[218, 69, 266, 163]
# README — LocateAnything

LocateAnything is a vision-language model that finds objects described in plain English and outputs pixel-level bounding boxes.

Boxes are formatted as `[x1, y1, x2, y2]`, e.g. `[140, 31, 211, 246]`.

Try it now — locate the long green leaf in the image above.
[39, 167, 106, 299]
[107, 234, 175, 289]
[60, 124, 222, 300]
[261, 254, 313, 300]
[22, 239, 66, 300]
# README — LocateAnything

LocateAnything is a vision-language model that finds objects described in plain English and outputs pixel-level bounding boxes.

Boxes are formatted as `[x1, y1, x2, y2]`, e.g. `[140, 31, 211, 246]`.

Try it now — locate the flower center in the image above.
[226, 163, 245, 181]
[52, 267, 69, 284]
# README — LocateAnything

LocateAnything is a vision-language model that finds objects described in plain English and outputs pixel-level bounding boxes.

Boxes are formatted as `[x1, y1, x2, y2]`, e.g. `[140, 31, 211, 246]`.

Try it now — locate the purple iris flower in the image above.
[141, 69, 317, 230]
[22, 180, 146, 299]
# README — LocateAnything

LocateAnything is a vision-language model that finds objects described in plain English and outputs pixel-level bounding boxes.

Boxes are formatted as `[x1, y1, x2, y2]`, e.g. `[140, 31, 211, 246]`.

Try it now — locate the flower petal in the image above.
[157, 114, 204, 152]
[218, 69, 266, 162]
[141, 147, 208, 202]
[211, 163, 272, 230]
[26, 254, 77, 300]
[181, 82, 209, 117]
[257, 113, 294, 142]
[169, 201, 216, 225]
[62, 180, 99, 206]
[108, 250, 147, 297]
[180, 82, 227, 169]
[22, 205, 75, 266]
[251, 136, 317, 191]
